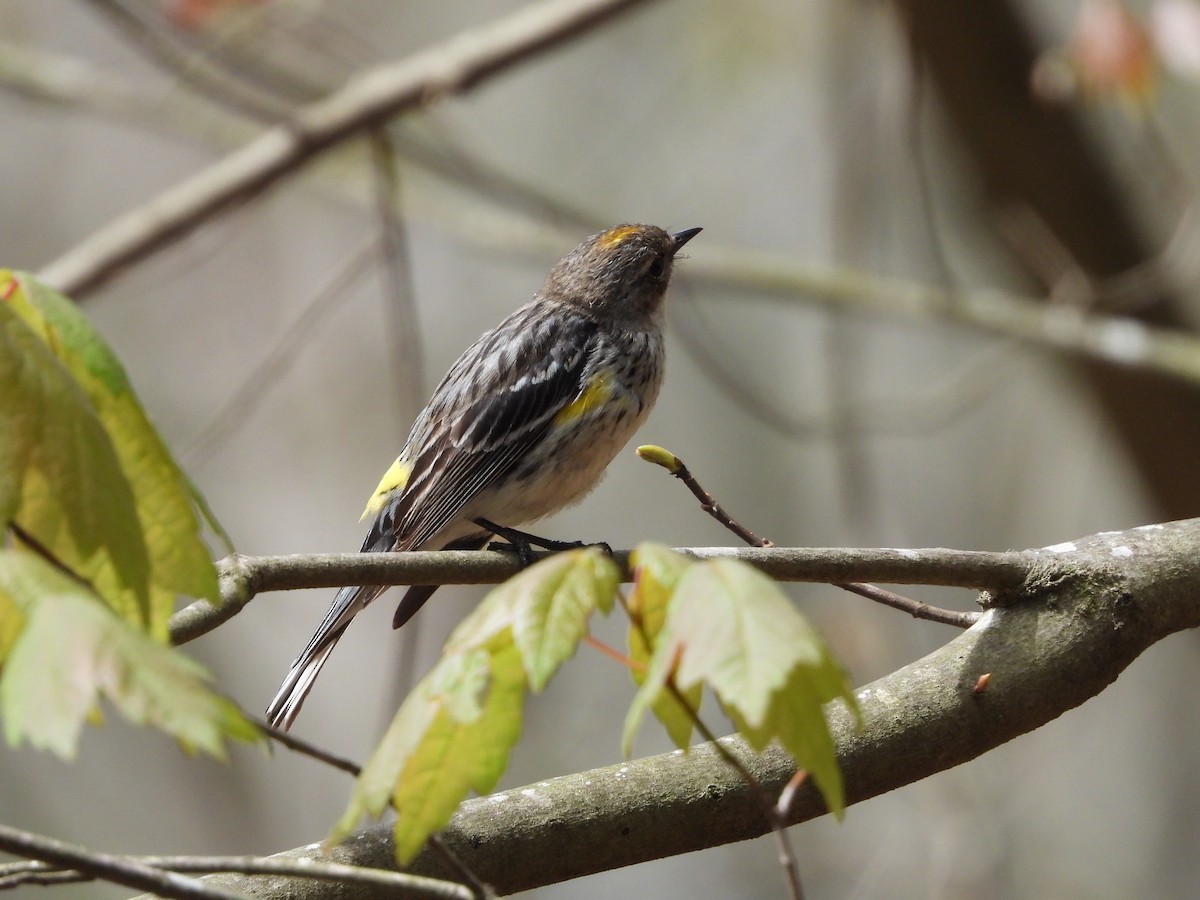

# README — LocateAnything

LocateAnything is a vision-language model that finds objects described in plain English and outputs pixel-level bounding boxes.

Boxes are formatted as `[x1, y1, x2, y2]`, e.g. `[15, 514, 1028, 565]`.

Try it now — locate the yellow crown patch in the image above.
[597, 225, 642, 249]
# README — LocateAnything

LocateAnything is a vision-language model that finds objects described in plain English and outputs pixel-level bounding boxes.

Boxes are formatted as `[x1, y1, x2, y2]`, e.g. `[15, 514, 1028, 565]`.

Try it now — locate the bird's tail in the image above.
[265, 583, 386, 731]
[390, 531, 492, 629]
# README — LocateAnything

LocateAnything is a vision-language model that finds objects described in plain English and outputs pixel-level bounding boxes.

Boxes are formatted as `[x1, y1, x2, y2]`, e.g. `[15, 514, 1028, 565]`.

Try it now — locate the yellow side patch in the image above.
[362, 457, 411, 520]
[554, 374, 613, 427]
[597, 225, 642, 249]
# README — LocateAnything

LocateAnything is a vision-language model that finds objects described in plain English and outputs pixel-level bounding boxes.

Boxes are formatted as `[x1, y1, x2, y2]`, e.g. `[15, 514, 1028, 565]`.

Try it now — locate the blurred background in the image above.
[4, 0, 1200, 896]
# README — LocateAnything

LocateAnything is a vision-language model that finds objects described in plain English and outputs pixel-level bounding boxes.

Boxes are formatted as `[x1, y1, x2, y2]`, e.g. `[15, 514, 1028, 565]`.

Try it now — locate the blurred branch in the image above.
[182, 236, 378, 468]
[35, 0, 662, 296]
[11, 37, 1200, 398]
[190, 518, 1200, 897]
[0, 39, 594, 233]
[0, 850, 471, 898]
[0, 823, 240, 900]
[893, 0, 1200, 518]
[688, 247, 1200, 387]
[83, 0, 304, 120]
[169, 542, 1038, 644]
[369, 128, 425, 419]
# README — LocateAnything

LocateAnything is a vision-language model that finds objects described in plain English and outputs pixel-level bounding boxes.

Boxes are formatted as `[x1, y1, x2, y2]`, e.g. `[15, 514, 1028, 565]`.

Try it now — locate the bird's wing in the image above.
[385, 309, 599, 551]
[266, 309, 598, 730]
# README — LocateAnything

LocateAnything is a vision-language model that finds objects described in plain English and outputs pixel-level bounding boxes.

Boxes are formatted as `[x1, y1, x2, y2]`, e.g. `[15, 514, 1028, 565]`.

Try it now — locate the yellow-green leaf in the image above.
[627, 542, 700, 749]
[5, 272, 221, 638]
[334, 638, 527, 863]
[626, 557, 858, 816]
[0, 296, 149, 627]
[504, 548, 619, 691]
[0, 550, 259, 759]
[334, 551, 620, 863]
[0, 590, 23, 665]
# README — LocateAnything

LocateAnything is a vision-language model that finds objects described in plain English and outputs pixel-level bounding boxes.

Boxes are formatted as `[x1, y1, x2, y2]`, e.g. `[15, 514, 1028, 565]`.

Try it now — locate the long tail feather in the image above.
[265, 583, 385, 730]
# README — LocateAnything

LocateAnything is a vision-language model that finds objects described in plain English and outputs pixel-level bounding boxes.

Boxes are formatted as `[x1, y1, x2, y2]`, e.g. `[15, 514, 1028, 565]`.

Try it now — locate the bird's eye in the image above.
[647, 255, 666, 279]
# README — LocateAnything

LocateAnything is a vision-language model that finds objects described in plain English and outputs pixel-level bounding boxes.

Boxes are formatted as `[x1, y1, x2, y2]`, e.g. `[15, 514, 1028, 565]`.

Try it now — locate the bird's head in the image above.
[544, 224, 701, 319]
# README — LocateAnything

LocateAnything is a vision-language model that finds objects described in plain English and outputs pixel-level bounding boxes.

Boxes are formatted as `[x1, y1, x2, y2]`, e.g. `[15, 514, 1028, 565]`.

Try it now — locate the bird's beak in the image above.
[671, 227, 702, 254]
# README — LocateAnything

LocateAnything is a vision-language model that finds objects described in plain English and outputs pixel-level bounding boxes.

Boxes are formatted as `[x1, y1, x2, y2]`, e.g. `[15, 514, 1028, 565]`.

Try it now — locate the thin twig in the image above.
[665, 681, 804, 900]
[584, 633, 642, 670]
[835, 580, 979, 628]
[632, 443, 970, 892]
[775, 769, 810, 821]
[6, 523, 90, 587]
[636, 446, 774, 548]
[427, 837, 496, 900]
[637, 446, 979, 626]
[257, 720, 363, 776]
[620, 586, 803, 900]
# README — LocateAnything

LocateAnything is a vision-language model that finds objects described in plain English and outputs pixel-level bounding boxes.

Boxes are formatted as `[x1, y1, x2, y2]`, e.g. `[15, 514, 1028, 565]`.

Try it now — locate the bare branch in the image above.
[0, 824, 241, 900]
[0, 851, 472, 898]
[688, 245, 1200, 390]
[836, 580, 980, 629]
[186, 519, 1200, 897]
[37, 0, 661, 296]
[637, 445, 981, 628]
[169, 543, 1029, 644]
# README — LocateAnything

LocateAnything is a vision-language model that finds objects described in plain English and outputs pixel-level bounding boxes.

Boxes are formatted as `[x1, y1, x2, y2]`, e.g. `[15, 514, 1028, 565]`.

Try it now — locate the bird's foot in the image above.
[474, 518, 611, 567]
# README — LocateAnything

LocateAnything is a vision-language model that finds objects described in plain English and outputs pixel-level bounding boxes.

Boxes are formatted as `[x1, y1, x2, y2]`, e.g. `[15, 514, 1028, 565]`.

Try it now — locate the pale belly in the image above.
[464, 378, 660, 529]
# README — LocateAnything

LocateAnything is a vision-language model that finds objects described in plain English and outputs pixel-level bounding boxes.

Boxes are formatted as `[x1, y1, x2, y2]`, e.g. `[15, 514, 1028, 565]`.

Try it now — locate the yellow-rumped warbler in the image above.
[267, 224, 701, 730]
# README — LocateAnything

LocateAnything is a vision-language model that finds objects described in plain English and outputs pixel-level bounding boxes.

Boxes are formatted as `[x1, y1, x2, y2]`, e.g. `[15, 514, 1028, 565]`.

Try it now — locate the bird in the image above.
[266, 223, 701, 730]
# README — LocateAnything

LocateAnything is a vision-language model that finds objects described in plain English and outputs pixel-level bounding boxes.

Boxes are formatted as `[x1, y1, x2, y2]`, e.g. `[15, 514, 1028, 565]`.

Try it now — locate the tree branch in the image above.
[36, 0, 661, 296]
[0, 852, 472, 898]
[0, 824, 241, 900]
[169, 543, 1029, 644]
[186, 519, 1200, 897]
[687, 246, 1200, 390]
[14, 36, 1200, 397]
[637, 444, 978, 628]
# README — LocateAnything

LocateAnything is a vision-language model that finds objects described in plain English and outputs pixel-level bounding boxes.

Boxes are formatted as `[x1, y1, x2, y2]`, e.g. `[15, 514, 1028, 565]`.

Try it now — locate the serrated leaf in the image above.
[627, 542, 700, 749]
[734, 662, 850, 817]
[5, 272, 221, 638]
[335, 551, 618, 862]
[626, 557, 857, 816]
[0, 550, 259, 759]
[503, 548, 619, 691]
[0, 297, 149, 627]
[333, 638, 527, 863]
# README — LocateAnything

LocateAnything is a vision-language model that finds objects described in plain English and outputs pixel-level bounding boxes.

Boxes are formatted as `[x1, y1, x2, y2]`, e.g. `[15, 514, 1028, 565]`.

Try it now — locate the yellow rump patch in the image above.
[554, 374, 613, 426]
[597, 225, 642, 249]
[362, 457, 411, 520]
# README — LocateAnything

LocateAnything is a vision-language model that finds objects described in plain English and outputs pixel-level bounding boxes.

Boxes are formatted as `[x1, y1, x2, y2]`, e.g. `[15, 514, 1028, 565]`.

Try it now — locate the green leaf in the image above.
[0, 550, 260, 759]
[0, 295, 149, 628]
[334, 637, 527, 864]
[503, 548, 619, 691]
[334, 549, 618, 863]
[625, 557, 858, 816]
[627, 543, 701, 749]
[0, 590, 23, 665]
[5, 272, 221, 639]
